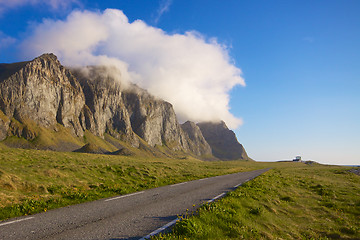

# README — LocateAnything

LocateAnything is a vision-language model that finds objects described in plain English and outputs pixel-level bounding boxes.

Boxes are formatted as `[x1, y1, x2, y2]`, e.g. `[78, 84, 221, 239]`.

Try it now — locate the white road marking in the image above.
[171, 182, 187, 187]
[234, 183, 242, 188]
[0, 217, 34, 227]
[139, 179, 234, 239]
[207, 192, 226, 203]
[140, 180, 239, 239]
[104, 191, 144, 202]
[139, 218, 179, 240]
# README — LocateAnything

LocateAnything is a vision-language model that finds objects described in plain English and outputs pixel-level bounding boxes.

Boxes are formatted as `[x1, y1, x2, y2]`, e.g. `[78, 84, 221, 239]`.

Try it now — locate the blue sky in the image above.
[0, 0, 359, 165]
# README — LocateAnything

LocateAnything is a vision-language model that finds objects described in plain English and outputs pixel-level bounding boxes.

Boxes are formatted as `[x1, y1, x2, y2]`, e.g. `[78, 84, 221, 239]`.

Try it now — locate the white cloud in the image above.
[154, 0, 173, 24]
[21, 9, 245, 129]
[0, 31, 16, 49]
[0, 0, 79, 13]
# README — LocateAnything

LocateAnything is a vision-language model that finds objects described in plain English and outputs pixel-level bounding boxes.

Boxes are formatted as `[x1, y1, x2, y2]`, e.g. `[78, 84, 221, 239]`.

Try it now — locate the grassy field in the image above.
[0, 143, 257, 220]
[1, 144, 359, 239]
[155, 163, 360, 239]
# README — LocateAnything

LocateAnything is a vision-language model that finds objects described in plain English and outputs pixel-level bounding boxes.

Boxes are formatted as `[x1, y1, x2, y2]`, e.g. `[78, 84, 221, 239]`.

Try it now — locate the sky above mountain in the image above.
[0, 0, 359, 165]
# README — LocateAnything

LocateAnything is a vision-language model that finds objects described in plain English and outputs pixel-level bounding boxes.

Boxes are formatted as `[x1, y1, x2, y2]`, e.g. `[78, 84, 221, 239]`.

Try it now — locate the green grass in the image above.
[155, 163, 360, 239]
[1, 146, 359, 239]
[82, 131, 118, 152]
[0, 145, 258, 220]
[3, 120, 84, 150]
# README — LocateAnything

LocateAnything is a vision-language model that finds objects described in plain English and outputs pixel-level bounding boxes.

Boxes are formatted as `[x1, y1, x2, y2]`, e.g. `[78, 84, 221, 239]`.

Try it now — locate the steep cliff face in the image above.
[181, 121, 212, 156]
[0, 54, 197, 154]
[121, 89, 187, 151]
[197, 121, 250, 160]
[73, 66, 188, 151]
[0, 54, 85, 139]
[72, 67, 139, 147]
[0, 53, 251, 160]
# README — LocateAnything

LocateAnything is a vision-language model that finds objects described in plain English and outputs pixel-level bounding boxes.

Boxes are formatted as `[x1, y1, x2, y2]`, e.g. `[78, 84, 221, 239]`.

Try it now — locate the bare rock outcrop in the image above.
[121, 89, 187, 151]
[73, 66, 188, 151]
[181, 121, 212, 156]
[72, 67, 139, 147]
[0, 54, 85, 137]
[197, 121, 251, 160]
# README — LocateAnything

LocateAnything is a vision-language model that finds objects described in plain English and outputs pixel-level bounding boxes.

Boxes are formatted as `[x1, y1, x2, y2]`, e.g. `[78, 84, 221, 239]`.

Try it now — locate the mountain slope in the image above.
[0, 53, 250, 160]
[0, 54, 204, 157]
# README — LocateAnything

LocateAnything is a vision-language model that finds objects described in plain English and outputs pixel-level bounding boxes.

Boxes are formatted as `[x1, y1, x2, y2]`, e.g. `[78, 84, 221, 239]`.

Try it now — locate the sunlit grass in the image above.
[2, 143, 358, 239]
[155, 164, 360, 239]
[0, 144, 258, 220]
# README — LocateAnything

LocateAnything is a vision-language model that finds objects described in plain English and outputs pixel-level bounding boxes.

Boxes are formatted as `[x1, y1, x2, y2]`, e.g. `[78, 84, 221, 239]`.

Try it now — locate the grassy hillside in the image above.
[0, 144, 256, 220]
[3, 120, 84, 151]
[156, 163, 360, 239]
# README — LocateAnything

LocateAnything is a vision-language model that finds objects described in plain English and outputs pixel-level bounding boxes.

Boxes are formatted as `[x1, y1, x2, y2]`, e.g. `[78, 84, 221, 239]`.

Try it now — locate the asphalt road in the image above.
[0, 168, 269, 240]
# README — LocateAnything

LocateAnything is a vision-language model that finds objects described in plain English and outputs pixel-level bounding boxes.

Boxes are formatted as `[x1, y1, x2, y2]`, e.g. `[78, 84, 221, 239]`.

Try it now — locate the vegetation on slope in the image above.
[155, 163, 360, 239]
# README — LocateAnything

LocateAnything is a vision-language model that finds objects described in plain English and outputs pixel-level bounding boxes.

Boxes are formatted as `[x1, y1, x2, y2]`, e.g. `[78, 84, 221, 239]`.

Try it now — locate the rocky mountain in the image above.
[181, 121, 212, 156]
[0, 54, 85, 140]
[0, 53, 250, 160]
[197, 121, 251, 160]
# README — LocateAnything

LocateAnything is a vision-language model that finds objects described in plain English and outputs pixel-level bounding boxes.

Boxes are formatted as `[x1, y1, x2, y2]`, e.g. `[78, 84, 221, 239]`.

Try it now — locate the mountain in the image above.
[0, 54, 85, 144]
[181, 121, 212, 156]
[197, 121, 251, 160]
[0, 53, 250, 160]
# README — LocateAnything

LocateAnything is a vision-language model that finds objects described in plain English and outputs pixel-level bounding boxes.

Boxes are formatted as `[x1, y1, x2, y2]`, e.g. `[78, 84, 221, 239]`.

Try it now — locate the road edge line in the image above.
[170, 182, 187, 187]
[0, 217, 34, 227]
[207, 192, 226, 203]
[138, 168, 271, 239]
[104, 191, 144, 202]
[139, 218, 179, 240]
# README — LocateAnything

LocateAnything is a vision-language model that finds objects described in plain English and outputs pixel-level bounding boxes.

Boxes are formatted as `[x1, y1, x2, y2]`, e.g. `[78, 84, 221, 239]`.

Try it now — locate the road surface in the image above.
[0, 168, 269, 240]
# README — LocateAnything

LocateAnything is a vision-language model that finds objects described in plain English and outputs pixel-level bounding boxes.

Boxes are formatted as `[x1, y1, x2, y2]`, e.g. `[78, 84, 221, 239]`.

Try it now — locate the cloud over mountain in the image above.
[21, 8, 245, 129]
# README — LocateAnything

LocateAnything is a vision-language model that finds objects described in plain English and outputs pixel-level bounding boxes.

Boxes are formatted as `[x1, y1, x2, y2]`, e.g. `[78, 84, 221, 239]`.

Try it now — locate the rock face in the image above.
[181, 121, 212, 156]
[72, 66, 189, 151]
[0, 54, 85, 140]
[197, 121, 250, 160]
[0, 53, 250, 160]
[121, 89, 185, 150]
[72, 67, 139, 147]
